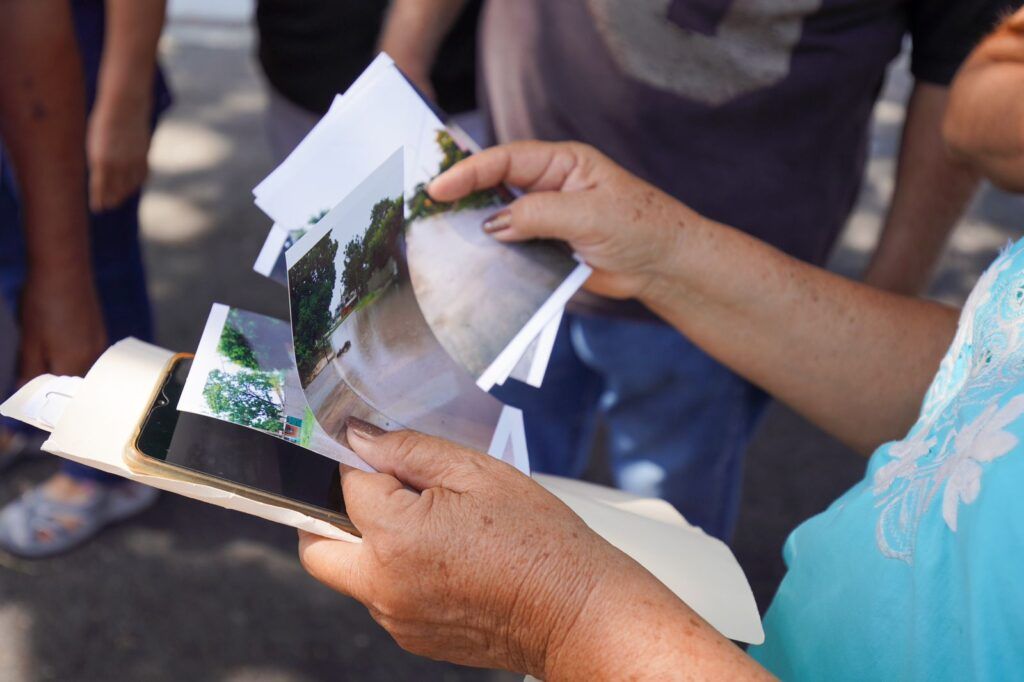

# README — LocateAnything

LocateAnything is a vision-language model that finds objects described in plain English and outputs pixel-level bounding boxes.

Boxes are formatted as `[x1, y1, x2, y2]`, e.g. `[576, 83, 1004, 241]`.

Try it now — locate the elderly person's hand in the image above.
[298, 419, 628, 676]
[428, 141, 702, 302]
[299, 420, 760, 679]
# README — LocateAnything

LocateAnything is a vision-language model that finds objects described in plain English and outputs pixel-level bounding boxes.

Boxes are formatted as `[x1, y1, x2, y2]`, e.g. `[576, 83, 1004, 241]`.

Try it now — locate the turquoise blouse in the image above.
[751, 240, 1024, 679]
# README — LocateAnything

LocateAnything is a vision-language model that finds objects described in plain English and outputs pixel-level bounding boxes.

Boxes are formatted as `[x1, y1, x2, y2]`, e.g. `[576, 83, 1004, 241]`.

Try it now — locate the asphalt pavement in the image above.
[0, 16, 1021, 682]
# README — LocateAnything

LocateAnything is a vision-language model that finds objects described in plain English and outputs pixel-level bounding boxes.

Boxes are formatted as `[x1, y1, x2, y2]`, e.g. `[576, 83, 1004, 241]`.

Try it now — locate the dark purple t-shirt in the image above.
[480, 0, 1008, 267]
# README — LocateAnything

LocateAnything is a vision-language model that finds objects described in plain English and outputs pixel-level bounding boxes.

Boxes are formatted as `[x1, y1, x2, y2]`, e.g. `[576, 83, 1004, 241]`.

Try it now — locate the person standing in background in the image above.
[0, 0, 171, 558]
[380, 0, 1010, 541]
[255, 0, 482, 163]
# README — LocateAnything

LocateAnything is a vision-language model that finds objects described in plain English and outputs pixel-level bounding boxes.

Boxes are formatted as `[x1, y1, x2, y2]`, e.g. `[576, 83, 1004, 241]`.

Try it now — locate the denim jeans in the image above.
[493, 313, 770, 541]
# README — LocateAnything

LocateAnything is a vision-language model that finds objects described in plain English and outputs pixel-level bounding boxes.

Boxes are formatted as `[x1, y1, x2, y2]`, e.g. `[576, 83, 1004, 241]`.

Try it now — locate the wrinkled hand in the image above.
[298, 423, 638, 677]
[86, 99, 153, 213]
[17, 269, 107, 384]
[428, 141, 700, 301]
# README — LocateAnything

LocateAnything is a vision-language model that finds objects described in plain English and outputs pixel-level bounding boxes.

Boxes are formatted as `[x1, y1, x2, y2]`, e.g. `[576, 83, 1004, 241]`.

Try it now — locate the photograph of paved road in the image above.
[404, 129, 580, 380]
[304, 272, 503, 451]
[407, 206, 577, 378]
[288, 152, 502, 450]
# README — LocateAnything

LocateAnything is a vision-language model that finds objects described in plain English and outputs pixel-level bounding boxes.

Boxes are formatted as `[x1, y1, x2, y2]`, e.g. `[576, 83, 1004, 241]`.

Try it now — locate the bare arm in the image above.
[645, 217, 957, 455]
[431, 142, 958, 455]
[862, 82, 980, 295]
[0, 0, 107, 381]
[377, 0, 469, 99]
[943, 9, 1024, 193]
[87, 0, 167, 212]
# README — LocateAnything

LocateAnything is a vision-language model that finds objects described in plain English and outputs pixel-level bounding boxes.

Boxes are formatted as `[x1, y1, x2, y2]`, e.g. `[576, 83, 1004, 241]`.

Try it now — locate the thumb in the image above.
[427, 141, 582, 201]
[339, 463, 418, 533]
[345, 418, 483, 493]
[297, 529, 368, 600]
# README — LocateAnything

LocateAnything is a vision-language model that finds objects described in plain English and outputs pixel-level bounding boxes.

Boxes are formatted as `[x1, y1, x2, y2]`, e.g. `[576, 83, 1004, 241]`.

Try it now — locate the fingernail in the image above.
[346, 416, 387, 440]
[482, 209, 511, 234]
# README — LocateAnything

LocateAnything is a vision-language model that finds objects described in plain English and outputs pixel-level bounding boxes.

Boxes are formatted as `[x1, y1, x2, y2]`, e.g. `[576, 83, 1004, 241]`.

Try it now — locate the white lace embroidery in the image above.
[873, 245, 1024, 563]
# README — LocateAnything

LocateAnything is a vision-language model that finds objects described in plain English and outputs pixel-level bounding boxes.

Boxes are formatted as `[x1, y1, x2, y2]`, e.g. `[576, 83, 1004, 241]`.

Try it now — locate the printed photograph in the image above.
[255, 57, 587, 385]
[178, 304, 397, 468]
[404, 129, 580, 379]
[253, 216, 329, 286]
[286, 150, 504, 452]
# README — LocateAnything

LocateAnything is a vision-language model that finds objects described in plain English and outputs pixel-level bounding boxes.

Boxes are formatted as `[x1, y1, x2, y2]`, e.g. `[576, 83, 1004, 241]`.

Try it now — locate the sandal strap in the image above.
[0, 486, 108, 549]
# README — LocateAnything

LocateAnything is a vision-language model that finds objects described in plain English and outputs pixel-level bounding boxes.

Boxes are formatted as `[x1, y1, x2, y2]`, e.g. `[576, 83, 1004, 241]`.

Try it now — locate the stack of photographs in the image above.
[253, 54, 588, 389]
[182, 54, 591, 474]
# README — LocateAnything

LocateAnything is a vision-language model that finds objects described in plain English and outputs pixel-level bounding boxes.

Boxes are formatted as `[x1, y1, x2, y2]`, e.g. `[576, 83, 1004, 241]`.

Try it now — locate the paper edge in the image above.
[477, 263, 591, 391]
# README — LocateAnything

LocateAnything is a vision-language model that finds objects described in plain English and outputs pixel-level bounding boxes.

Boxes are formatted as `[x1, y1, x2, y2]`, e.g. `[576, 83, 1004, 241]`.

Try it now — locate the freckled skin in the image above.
[300, 427, 770, 679]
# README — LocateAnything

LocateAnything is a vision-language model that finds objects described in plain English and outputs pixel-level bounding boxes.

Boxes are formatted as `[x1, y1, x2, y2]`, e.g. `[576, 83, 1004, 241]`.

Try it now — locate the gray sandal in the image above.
[0, 481, 159, 559]
[0, 430, 47, 474]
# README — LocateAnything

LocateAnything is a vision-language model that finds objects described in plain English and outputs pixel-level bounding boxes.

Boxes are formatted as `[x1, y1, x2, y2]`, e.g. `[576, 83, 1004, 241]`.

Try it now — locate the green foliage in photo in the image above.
[219, 309, 293, 371]
[218, 319, 260, 371]
[298, 406, 315, 447]
[203, 368, 284, 433]
[290, 233, 339, 385]
[339, 195, 404, 307]
[407, 129, 506, 220]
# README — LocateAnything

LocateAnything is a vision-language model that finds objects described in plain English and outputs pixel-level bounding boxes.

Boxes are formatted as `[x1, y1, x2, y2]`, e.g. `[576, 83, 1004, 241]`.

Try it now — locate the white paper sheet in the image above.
[535, 474, 764, 645]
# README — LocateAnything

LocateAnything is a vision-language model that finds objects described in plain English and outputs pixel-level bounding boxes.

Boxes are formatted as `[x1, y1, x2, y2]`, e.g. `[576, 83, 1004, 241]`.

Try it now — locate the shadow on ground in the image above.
[2, 457, 508, 680]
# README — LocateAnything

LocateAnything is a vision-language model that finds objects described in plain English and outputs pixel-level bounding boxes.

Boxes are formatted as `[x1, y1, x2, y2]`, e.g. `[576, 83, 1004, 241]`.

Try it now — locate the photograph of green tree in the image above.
[289, 193, 404, 389]
[406, 130, 509, 221]
[201, 308, 291, 435]
[178, 304, 385, 467]
[203, 368, 285, 434]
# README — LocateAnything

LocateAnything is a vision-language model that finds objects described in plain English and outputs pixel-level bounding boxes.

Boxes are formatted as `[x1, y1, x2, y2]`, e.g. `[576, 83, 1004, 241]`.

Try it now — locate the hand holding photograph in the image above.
[253, 54, 590, 390]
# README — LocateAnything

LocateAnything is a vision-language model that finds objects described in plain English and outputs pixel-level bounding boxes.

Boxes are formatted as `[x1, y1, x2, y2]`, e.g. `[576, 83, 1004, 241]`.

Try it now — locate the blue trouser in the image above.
[0, 155, 153, 482]
[493, 314, 770, 541]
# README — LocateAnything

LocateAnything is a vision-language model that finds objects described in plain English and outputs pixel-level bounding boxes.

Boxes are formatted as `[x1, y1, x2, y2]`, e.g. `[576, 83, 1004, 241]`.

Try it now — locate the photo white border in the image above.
[476, 263, 591, 391]
[177, 302, 230, 414]
[253, 224, 289, 277]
